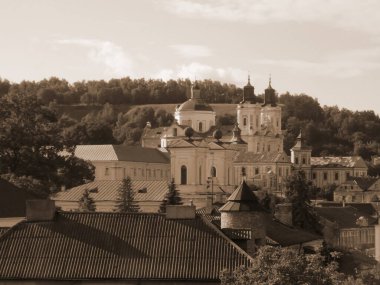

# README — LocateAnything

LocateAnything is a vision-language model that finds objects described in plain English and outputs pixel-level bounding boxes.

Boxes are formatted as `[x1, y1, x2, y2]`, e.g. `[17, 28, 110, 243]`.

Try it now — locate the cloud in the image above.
[254, 47, 380, 78]
[170, 44, 212, 58]
[162, 0, 380, 35]
[154, 62, 247, 84]
[55, 39, 133, 77]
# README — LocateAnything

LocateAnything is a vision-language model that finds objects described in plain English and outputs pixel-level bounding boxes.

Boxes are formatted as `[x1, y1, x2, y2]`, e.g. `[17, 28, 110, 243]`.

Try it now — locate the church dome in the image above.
[177, 98, 214, 112]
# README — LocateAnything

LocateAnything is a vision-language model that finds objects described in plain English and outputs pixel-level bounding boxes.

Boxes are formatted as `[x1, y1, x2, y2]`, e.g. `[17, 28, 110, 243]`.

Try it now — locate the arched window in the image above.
[199, 166, 202, 184]
[199, 122, 203, 132]
[211, 166, 216, 177]
[241, 167, 246, 177]
[181, 165, 187, 185]
[243, 117, 247, 126]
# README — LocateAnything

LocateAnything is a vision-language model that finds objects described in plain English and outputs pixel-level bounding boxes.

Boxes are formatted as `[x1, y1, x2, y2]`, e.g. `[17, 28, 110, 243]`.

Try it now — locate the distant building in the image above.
[74, 145, 170, 181]
[334, 177, 380, 203]
[291, 133, 368, 188]
[0, 201, 252, 284]
[52, 180, 169, 212]
[315, 206, 376, 250]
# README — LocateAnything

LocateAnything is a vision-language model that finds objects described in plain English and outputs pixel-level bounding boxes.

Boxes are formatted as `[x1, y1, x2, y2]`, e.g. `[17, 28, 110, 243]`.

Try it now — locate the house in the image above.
[0, 200, 252, 284]
[52, 180, 169, 212]
[74, 145, 171, 181]
[314, 206, 377, 250]
[334, 177, 380, 203]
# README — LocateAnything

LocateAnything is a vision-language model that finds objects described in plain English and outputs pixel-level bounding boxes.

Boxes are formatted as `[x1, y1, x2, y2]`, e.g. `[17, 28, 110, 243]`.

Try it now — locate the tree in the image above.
[116, 176, 140, 212]
[159, 178, 182, 213]
[285, 170, 321, 232]
[220, 246, 356, 285]
[79, 189, 96, 212]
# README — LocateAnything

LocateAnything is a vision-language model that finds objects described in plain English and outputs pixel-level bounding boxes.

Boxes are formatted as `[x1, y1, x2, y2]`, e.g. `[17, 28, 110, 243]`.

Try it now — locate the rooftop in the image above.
[0, 212, 252, 281]
[74, 145, 170, 163]
[52, 180, 168, 202]
[311, 156, 367, 168]
[234, 151, 289, 164]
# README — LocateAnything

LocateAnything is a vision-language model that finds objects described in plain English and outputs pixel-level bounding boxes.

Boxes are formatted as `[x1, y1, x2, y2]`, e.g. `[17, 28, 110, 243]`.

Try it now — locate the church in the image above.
[142, 77, 368, 207]
[143, 77, 292, 206]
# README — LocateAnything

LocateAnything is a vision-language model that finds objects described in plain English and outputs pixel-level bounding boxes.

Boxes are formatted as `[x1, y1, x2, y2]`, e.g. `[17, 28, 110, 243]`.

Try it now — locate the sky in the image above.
[0, 0, 379, 113]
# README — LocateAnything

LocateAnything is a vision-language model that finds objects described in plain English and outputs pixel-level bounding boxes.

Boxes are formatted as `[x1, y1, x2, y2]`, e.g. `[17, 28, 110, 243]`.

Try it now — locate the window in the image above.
[147, 169, 151, 177]
[312, 173, 317, 180]
[256, 115, 259, 127]
[267, 144, 271, 152]
[323, 172, 328, 180]
[153, 169, 156, 178]
[199, 166, 202, 184]
[302, 158, 306, 164]
[105, 168, 109, 176]
[241, 167, 246, 177]
[295, 157, 299, 165]
[278, 167, 282, 177]
[335, 172, 339, 180]
[255, 167, 259, 175]
[160, 169, 163, 178]
[181, 165, 187, 185]
[211, 166, 217, 177]
[133, 168, 137, 176]
[346, 172, 350, 179]
[243, 117, 247, 126]
[199, 122, 203, 132]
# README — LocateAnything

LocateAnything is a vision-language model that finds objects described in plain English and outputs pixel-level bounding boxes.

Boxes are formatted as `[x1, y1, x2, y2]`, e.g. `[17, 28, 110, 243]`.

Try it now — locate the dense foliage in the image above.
[2, 76, 380, 161]
[220, 246, 378, 285]
[79, 189, 96, 212]
[159, 178, 182, 213]
[0, 92, 94, 197]
[116, 176, 140, 213]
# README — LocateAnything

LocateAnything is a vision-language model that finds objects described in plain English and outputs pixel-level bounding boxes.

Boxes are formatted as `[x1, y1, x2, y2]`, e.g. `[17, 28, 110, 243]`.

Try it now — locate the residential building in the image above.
[315, 206, 377, 250]
[334, 177, 380, 203]
[74, 145, 170, 181]
[52, 180, 169, 212]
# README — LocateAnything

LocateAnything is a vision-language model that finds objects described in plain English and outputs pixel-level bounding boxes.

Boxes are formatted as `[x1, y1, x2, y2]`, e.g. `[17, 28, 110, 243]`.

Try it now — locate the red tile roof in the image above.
[0, 212, 252, 281]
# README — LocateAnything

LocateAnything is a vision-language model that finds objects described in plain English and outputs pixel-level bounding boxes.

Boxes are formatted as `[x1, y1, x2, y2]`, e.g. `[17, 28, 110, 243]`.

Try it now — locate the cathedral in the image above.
[143, 77, 292, 206]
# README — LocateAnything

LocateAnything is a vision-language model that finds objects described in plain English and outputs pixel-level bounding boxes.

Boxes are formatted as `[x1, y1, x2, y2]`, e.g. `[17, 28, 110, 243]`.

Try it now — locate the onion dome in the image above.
[213, 129, 223, 141]
[263, 75, 277, 107]
[241, 75, 257, 104]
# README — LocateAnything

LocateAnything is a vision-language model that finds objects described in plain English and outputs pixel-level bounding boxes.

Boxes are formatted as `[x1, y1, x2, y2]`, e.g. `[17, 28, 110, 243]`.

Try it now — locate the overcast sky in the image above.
[0, 0, 379, 113]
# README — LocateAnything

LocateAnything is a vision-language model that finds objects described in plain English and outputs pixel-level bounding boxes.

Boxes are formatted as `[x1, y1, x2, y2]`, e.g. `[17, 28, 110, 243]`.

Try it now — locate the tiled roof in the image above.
[340, 177, 378, 191]
[52, 180, 168, 202]
[75, 145, 170, 164]
[0, 179, 38, 218]
[314, 206, 377, 228]
[234, 151, 289, 163]
[0, 212, 252, 281]
[311, 156, 367, 168]
[316, 202, 377, 216]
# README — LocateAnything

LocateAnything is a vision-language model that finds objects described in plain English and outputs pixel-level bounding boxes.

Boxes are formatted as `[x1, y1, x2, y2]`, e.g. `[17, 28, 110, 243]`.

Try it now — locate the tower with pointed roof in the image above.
[174, 82, 216, 133]
[291, 131, 312, 179]
[219, 180, 266, 252]
[237, 76, 262, 137]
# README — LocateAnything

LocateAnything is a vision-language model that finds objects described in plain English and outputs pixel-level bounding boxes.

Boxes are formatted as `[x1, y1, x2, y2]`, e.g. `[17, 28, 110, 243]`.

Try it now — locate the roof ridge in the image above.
[198, 215, 254, 262]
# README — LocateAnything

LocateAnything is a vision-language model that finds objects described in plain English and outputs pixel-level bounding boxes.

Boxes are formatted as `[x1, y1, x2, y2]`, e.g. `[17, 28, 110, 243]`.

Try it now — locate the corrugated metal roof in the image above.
[311, 156, 366, 168]
[52, 180, 168, 202]
[0, 212, 252, 280]
[74, 145, 170, 163]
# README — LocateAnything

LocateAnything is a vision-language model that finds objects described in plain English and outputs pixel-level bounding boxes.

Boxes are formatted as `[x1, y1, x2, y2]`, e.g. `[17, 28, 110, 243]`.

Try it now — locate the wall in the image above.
[93, 161, 170, 181]
[174, 110, 215, 133]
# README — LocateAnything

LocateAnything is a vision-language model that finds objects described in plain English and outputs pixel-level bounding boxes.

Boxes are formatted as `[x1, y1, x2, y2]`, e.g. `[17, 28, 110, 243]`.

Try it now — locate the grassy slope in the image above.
[57, 103, 237, 120]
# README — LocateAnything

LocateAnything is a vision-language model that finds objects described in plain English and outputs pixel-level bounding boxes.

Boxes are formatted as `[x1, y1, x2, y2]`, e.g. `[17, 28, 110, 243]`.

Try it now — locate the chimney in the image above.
[274, 203, 293, 226]
[166, 205, 196, 219]
[26, 200, 56, 222]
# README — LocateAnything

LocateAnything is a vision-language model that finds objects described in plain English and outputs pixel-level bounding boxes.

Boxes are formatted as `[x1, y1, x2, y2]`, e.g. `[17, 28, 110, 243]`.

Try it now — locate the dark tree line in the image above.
[0, 77, 241, 106]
